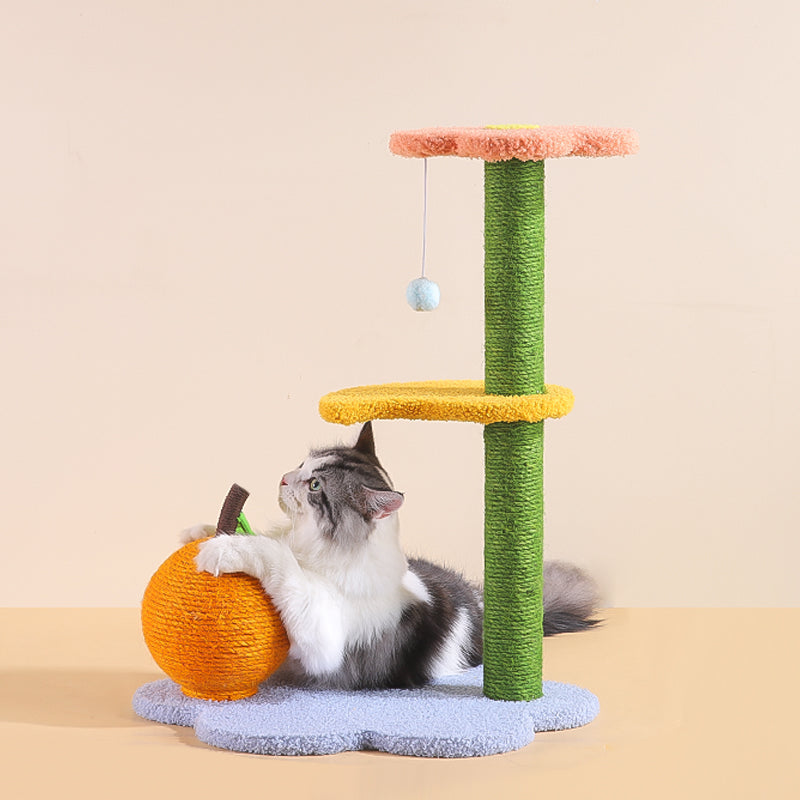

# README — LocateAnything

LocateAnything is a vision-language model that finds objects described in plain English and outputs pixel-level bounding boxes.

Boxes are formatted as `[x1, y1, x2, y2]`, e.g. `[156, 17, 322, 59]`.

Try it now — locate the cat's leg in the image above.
[195, 536, 346, 677]
[181, 522, 286, 544]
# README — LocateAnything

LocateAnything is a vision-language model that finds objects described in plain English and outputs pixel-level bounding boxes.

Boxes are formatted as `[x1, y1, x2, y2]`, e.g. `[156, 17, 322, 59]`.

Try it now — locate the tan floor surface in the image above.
[1, 608, 797, 799]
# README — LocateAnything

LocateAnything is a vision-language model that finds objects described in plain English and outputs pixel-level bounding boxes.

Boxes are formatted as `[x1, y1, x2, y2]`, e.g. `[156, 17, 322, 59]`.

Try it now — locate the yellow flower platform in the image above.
[319, 380, 574, 426]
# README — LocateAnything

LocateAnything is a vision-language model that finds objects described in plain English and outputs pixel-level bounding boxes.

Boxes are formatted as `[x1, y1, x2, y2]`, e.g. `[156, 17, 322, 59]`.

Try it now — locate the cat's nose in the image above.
[280, 475, 288, 486]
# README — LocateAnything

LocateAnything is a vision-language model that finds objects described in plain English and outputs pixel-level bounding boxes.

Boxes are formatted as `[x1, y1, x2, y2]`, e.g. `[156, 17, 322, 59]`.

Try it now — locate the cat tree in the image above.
[133, 124, 638, 756]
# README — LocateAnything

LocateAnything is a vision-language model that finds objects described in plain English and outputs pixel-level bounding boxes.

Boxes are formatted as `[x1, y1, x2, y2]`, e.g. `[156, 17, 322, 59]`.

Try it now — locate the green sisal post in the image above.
[483, 158, 545, 701]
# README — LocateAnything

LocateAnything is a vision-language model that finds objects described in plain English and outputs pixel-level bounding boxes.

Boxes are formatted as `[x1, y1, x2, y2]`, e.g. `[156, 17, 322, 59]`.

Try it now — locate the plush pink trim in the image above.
[389, 126, 638, 161]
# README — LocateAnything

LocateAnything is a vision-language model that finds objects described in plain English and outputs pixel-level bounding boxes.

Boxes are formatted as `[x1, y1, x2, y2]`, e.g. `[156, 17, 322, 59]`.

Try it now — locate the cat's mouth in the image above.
[278, 498, 293, 516]
[278, 486, 300, 517]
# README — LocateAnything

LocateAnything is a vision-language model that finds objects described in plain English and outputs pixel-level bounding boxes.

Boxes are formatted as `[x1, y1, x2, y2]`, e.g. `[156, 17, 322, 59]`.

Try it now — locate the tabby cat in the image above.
[191, 422, 598, 690]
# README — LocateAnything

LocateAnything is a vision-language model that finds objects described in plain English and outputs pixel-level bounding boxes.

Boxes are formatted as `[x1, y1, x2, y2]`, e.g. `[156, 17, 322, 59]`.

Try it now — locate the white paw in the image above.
[195, 536, 248, 577]
[180, 523, 216, 544]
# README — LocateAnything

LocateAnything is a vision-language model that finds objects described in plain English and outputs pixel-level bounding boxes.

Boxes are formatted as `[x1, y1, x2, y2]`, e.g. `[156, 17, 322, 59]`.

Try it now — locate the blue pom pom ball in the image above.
[406, 277, 440, 311]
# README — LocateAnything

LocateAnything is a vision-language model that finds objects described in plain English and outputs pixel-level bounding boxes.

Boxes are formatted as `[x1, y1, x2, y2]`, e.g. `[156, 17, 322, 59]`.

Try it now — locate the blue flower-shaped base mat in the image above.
[132, 667, 599, 758]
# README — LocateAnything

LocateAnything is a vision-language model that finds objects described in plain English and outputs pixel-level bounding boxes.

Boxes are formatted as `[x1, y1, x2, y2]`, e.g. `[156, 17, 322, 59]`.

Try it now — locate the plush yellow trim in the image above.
[319, 380, 574, 425]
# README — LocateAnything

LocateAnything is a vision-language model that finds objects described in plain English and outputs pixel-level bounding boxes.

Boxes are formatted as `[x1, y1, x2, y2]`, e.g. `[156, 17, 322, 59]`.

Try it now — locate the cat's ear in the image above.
[360, 486, 404, 520]
[354, 421, 376, 458]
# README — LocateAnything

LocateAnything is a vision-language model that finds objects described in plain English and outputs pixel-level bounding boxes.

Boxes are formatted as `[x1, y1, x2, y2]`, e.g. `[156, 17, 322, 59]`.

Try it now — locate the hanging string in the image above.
[421, 158, 428, 278]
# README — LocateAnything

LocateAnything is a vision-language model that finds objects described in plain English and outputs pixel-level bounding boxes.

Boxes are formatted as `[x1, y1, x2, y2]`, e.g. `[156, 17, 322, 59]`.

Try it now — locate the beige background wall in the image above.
[1, 0, 797, 607]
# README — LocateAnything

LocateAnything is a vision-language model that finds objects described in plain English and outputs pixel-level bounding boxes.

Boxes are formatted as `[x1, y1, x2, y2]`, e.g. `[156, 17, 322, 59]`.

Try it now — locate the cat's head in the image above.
[278, 421, 404, 547]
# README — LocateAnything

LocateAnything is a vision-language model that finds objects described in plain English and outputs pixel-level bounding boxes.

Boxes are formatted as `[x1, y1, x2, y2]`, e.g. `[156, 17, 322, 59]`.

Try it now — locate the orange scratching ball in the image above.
[141, 485, 290, 701]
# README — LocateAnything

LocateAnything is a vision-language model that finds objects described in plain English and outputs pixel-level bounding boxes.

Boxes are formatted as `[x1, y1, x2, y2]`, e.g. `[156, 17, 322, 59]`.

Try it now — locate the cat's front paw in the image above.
[195, 536, 248, 577]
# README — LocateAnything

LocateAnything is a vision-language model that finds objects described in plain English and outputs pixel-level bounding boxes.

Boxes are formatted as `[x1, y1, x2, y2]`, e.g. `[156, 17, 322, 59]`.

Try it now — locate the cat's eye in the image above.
[309, 478, 322, 492]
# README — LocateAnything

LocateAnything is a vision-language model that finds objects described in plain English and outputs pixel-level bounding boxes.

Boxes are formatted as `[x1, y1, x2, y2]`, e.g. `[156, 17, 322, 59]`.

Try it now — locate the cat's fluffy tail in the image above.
[542, 560, 602, 635]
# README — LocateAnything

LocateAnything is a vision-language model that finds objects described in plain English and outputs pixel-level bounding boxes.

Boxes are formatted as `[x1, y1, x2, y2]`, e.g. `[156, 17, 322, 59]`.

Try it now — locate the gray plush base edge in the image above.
[132, 666, 598, 758]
